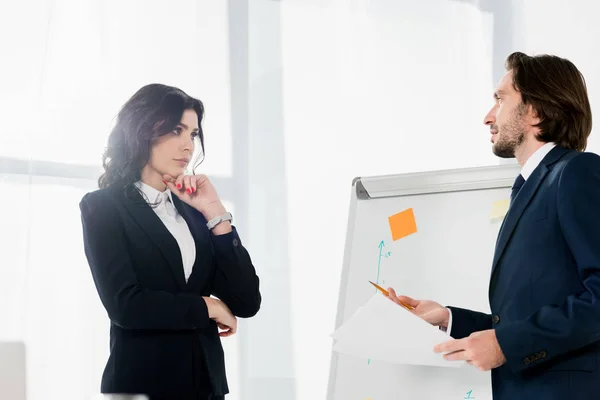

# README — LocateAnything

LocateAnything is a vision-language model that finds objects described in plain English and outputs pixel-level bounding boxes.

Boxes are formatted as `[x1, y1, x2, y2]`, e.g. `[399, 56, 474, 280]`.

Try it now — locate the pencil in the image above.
[369, 280, 415, 311]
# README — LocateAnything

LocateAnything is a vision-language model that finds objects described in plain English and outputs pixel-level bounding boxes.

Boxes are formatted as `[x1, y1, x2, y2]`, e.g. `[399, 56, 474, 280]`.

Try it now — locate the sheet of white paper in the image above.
[332, 294, 464, 368]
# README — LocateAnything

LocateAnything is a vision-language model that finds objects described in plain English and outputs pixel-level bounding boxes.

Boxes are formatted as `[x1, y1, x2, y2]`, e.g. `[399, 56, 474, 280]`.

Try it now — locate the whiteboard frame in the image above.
[326, 163, 521, 400]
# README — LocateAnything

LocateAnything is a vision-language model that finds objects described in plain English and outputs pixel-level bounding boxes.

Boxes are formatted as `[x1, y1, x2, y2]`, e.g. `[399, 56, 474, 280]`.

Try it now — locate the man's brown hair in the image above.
[506, 52, 592, 151]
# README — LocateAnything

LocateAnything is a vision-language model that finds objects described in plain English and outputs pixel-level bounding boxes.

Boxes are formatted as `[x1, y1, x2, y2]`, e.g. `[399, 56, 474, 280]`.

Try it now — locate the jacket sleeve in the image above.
[495, 152, 600, 373]
[210, 227, 261, 318]
[80, 192, 210, 331]
[446, 306, 492, 339]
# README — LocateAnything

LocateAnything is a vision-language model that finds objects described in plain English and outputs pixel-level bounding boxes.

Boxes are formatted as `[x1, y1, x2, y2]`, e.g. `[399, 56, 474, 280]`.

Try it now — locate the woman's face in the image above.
[146, 109, 200, 178]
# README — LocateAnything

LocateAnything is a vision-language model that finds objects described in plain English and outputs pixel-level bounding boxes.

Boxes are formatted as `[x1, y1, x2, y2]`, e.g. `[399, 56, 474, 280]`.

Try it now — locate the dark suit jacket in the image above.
[80, 185, 261, 399]
[448, 146, 600, 399]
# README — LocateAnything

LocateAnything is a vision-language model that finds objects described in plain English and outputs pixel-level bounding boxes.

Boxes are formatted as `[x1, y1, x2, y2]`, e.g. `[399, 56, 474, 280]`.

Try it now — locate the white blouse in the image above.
[135, 181, 196, 282]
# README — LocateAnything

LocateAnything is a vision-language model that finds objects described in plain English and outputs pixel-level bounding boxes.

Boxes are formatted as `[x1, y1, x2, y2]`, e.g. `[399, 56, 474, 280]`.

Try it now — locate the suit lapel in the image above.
[490, 164, 548, 278]
[120, 188, 187, 289]
[490, 146, 570, 281]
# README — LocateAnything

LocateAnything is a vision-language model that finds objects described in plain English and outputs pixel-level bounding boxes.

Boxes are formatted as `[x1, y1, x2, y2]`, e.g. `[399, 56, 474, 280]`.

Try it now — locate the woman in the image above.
[80, 84, 261, 399]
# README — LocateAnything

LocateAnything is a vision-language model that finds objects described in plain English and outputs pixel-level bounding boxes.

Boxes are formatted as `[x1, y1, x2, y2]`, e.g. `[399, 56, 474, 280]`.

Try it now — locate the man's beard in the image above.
[492, 106, 526, 158]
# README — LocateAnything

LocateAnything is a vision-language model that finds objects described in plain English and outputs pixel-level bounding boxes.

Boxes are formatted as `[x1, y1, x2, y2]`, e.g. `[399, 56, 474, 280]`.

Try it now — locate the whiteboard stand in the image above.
[327, 164, 521, 400]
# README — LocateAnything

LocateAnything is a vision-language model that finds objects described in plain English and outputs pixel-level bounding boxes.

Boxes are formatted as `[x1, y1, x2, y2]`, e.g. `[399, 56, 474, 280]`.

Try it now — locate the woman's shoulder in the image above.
[81, 186, 116, 202]
[80, 187, 121, 216]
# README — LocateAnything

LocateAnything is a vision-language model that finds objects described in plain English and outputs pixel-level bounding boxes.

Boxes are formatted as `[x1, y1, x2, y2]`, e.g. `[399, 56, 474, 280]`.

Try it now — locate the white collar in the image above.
[521, 142, 556, 180]
[134, 181, 175, 205]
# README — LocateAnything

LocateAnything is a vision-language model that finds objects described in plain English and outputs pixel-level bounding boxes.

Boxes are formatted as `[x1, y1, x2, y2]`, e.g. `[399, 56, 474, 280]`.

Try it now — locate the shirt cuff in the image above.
[439, 307, 452, 336]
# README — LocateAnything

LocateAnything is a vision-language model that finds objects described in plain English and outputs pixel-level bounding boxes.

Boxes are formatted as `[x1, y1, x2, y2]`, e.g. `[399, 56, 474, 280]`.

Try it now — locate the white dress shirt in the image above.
[135, 181, 196, 282]
[520, 142, 556, 180]
[445, 142, 557, 336]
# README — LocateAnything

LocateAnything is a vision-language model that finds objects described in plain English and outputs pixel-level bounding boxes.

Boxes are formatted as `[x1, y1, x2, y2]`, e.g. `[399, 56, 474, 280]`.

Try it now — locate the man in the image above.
[388, 52, 599, 399]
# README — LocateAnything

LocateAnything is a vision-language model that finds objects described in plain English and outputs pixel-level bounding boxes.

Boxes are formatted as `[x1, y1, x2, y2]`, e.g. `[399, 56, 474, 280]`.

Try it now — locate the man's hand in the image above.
[387, 288, 450, 329]
[434, 329, 506, 371]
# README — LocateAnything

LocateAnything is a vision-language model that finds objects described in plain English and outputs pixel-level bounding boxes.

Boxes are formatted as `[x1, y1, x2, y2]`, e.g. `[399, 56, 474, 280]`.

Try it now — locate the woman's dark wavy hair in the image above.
[98, 83, 205, 199]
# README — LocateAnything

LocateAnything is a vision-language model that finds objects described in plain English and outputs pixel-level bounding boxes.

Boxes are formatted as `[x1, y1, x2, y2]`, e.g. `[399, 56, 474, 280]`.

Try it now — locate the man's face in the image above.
[484, 70, 528, 158]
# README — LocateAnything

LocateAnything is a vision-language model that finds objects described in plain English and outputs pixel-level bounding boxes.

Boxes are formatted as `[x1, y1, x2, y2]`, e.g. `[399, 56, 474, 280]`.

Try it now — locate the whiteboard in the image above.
[327, 164, 521, 400]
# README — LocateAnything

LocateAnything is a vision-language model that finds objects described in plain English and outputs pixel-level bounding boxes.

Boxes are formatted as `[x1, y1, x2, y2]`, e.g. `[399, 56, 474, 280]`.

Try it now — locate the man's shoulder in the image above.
[558, 150, 600, 177]
[568, 150, 600, 166]
[546, 148, 599, 177]
[551, 150, 600, 201]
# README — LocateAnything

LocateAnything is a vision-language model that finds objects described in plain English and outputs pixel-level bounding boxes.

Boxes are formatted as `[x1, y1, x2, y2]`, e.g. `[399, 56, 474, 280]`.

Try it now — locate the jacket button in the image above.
[492, 315, 500, 324]
[233, 238, 239, 247]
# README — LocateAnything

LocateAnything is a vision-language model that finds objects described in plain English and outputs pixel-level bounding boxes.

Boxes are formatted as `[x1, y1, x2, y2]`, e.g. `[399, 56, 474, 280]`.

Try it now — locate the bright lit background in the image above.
[1, 1, 599, 399]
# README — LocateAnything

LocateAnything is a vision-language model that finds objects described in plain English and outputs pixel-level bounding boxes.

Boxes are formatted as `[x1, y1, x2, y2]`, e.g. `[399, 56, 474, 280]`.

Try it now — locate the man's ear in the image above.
[524, 103, 541, 126]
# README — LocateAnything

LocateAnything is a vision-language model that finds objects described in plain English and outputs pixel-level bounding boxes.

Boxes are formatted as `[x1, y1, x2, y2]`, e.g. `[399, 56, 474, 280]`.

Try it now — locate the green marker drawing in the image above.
[376, 241, 392, 291]
[376, 241, 384, 285]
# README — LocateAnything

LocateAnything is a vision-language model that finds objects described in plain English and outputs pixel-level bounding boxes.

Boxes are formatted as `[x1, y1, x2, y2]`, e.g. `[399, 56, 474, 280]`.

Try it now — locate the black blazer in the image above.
[80, 185, 261, 399]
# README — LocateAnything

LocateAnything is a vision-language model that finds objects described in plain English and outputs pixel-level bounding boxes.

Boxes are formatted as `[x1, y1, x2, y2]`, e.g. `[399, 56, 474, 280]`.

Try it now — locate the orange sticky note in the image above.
[388, 208, 417, 241]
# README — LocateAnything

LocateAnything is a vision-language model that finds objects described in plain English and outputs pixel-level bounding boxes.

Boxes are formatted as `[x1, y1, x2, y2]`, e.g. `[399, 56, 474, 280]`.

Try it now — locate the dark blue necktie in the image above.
[510, 174, 525, 206]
